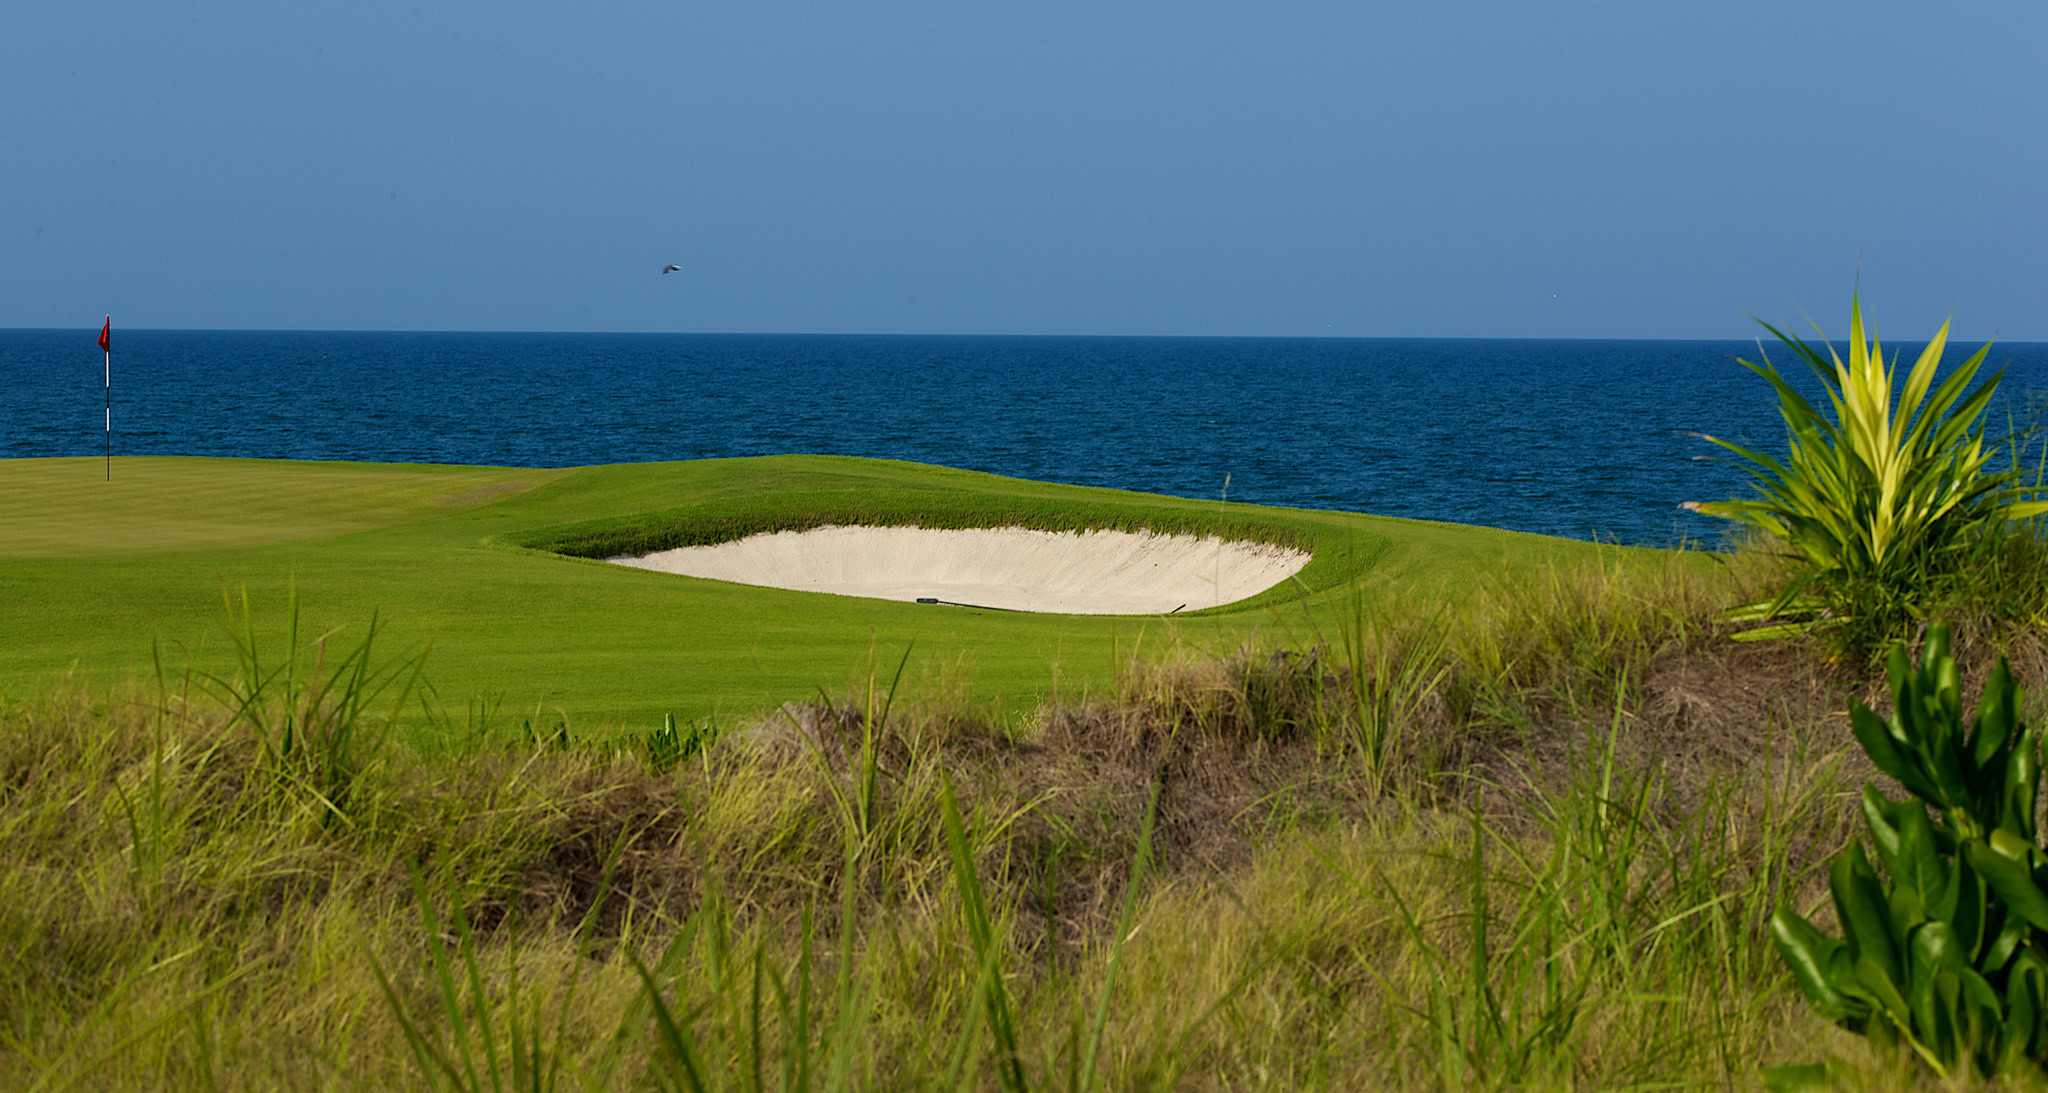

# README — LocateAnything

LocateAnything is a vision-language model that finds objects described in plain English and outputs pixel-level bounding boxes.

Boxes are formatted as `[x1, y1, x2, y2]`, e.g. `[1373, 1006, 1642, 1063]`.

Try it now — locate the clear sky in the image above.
[7, 1, 2044, 339]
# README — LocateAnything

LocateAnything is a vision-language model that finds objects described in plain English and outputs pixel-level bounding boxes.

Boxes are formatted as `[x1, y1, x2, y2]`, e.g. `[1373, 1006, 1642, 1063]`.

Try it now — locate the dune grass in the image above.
[0, 454, 1666, 734]
[19, 523, 2048, 1090]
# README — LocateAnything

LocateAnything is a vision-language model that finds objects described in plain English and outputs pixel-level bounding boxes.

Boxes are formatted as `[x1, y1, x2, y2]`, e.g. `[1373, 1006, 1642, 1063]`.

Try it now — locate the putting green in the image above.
[0, 455, 1661, 735]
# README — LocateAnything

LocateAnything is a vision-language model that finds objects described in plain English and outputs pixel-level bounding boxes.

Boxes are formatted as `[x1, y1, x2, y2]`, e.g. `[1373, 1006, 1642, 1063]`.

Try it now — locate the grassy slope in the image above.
[5, 539, 1877, 1091]
[0, 454, 1678, 733]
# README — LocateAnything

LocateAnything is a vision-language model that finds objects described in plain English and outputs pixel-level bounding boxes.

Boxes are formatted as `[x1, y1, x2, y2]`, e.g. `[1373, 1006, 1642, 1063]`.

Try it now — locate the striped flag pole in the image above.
[98, 317, 111, 480]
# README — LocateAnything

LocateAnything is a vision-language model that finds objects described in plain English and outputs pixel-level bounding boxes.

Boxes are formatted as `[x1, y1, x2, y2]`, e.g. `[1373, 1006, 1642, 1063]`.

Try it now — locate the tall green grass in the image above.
[10, 546, 2048, 1089]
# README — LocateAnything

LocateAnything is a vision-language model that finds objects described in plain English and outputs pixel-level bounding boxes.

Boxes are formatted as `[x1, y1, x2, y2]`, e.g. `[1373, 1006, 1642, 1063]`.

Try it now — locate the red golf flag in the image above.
[97, 317, 110, 353]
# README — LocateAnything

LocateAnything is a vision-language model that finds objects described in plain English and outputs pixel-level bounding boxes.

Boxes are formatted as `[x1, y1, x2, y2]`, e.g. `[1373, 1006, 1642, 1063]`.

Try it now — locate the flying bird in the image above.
[661, 264, 681, 274]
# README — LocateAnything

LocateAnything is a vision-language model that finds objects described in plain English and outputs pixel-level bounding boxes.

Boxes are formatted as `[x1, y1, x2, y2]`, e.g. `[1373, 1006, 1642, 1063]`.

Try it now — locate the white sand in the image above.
[608, 525, 1311, 615]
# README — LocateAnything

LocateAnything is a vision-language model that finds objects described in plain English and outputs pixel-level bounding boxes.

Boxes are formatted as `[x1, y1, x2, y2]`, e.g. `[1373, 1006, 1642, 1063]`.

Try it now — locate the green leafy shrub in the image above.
[1766, 625, 2048, 1086]
[1691, 296, 2047, 649]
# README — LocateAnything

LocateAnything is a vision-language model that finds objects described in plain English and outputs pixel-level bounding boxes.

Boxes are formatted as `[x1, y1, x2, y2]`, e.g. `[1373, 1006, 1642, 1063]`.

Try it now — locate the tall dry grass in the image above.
[8, 544, 2048, 1089]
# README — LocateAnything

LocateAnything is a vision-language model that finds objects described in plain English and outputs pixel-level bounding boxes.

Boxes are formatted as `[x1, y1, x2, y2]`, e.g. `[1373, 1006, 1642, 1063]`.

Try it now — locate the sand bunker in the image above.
[608, 525, 1311, 614]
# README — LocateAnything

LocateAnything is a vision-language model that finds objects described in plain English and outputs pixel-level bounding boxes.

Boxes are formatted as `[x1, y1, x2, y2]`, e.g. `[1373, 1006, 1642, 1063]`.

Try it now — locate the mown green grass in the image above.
[0, 454, 1666, 735]
[0, 456, 567, 556]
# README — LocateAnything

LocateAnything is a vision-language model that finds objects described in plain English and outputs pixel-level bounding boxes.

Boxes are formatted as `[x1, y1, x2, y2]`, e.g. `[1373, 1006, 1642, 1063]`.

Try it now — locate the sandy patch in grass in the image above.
[608, 525, 1311, 614]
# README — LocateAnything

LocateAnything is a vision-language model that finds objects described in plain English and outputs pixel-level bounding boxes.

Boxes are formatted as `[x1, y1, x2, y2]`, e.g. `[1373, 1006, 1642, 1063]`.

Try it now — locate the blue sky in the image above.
[7, 1, 2044, 338]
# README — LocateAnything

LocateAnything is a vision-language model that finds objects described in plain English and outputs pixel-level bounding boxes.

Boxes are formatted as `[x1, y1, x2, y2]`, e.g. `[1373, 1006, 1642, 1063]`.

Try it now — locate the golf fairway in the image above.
[0, 455, 1664, 735]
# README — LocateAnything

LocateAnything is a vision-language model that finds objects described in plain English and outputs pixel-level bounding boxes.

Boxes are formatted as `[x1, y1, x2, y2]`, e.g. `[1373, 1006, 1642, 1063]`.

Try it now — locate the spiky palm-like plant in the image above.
[1690, 296, 2046, 646]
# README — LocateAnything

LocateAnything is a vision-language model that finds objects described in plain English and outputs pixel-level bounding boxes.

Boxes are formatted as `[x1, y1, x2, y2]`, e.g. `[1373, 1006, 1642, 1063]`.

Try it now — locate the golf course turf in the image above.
[0, 454, 1675, 734]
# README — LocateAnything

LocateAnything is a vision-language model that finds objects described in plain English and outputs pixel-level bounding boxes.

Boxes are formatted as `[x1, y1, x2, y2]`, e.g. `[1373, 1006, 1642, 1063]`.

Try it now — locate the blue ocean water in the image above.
[6, 329, 2048, 547]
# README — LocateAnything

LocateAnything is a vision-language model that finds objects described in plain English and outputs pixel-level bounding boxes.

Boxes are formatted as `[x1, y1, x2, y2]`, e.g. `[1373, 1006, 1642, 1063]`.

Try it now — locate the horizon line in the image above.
[2, 326, 2037, 345]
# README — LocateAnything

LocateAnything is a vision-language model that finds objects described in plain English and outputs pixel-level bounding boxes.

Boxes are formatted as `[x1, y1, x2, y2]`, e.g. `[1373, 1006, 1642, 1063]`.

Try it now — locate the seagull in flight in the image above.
[661, 264, 682, 275]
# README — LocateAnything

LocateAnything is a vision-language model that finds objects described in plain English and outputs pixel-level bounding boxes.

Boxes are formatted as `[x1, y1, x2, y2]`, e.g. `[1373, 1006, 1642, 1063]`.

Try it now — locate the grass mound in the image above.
[22, 542, 2048, 1088]
[516, 490, 1317, 561]
[0, 454, 1646, 728]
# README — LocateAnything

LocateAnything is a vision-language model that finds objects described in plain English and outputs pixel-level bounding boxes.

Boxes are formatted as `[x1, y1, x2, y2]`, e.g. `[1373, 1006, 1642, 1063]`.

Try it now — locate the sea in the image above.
[7, 329, 2048, 548]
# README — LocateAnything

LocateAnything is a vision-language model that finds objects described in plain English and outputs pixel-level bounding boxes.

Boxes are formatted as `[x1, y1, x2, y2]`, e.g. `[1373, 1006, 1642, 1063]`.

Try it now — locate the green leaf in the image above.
[1770, 909, 1863, 1021]
[1955, 965, 2003, 1050]
[1861, 785, 1906, 863]
[1851, 705, 1939, 804]
[1972, 661, 2017, 771]
[1730, 620, 1824, 643]
[1965, 834, 2048, 933]
[1895, 804, 1952, 926]
[1972, 661, 2024, 832]
[1888, 884, 1929, 941]
[1985, 914, 2026, 971]
[1907, 968, 1952, 1069]
[1852, 950, 1915, 1033]
[1950, 854, 1988, 962]
[2004, 947, 2048, 1061]
[2006, 729, 2042, 843]
[1834, 844, 1902, 986]
[1908, 921, 1970, 1054]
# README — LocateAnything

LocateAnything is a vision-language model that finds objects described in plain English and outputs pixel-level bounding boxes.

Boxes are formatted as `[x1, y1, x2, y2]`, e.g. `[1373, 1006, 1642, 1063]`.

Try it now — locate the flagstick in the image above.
[104, 345, 111, 481]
